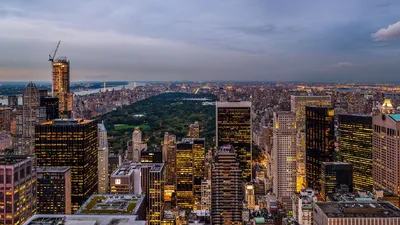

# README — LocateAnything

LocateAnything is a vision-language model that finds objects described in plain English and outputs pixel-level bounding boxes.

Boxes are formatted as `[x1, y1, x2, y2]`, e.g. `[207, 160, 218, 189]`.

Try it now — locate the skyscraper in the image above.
[0, 155, 36, 225]
[40, 97, 59, 121]
[37, 167, 71, 214]
[141, 147, 163, 163]
[7, 95, 18, 108]
[52, 57, 73, 118]
[372, 109, 400, 196]
[338, 114, 373, 192]
[216, 101, 252, 182]
[305, 106, 335, 190]
[320, 162, 353, 200]
[0, 107, 12, 132]
[296, 131, 306, 192]
[98, 123, 109, 194]
[149, 164, 165, 225]
[188, 121, 200, 138]
[176, 139, 194, 209]
[272, 112, 296, 208]
[35, 119, 98, 212]
[192, 138, 205, 210]
[163, 132, 177, 185]
[211, 145, 242, 225]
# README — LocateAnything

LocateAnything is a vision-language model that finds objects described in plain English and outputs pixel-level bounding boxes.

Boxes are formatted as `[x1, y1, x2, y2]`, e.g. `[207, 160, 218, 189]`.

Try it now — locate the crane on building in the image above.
[48, 40, 61, 62]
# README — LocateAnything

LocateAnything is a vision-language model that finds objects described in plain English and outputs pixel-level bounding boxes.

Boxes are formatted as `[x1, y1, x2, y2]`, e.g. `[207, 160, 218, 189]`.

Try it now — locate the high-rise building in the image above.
[305, 106, 335, 190]
[149, 164, 165, 225]
[272, 112, 296, 202]
[98, 123, 109, 194]
[211, 145, 242, 225]
[7, 95, 18, 108]
[130, 127, 146, 162]
[176, 140, 194, 209]
[290, 95, 332, 132]
[245, 183, 255, 210]
[338, 114, 373, 192]
[40, 97, 59, 121]
[0, 107, 12, 132]
[108, 154, 122, 181]
[192, 138, 205, 210]
[373, 110, 400, 196]
[291, 188, 316, 225]
[216, 101, 252, 182]
[188, 121, 200, 138]
[296, 131, 306, 192]
[0, 155, 36, 225]
[141, 147, 163, 163]
[35, 119, 98, 212]
[110, 163, 140, 194]
[52, 57, 73, 118]
[0, 131, 12, 151]
[201, 179, 211, 211]
[320, 162, 353, 200]
[37, 167, 71, 214]
[165, 134, 177, 185]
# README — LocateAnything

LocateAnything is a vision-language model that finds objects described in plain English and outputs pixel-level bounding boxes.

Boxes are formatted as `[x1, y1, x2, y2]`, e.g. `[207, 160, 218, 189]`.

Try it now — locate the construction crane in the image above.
[48, 40, 61, 62]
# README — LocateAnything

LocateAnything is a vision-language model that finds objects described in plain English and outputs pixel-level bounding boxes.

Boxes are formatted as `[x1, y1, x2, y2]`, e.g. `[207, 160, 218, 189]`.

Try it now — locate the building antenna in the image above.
[49, 41, 61, 96]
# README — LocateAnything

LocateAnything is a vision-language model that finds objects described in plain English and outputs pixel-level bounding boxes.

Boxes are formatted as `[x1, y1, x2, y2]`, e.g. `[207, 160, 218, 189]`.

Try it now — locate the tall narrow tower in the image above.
[53, 57, 73, 118]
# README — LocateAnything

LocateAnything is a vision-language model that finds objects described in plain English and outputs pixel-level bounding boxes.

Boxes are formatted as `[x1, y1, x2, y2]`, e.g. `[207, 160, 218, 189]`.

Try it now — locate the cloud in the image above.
[372, 21, 400, 41]
[335, 62, 353, 68]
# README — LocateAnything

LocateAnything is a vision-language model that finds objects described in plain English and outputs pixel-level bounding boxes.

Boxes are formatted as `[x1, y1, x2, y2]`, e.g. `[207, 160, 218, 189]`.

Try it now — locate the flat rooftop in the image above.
[111, 164, 136, 176]
[141, 146, 161, 153]
[216, 101, 251, 108]
[150, 164, 164, 172]
[23, 215, 146, 225]
[389, 114, 400, 122]
[37, 167, 70, 173]
[41, 119, 92, 126]
[76, 194, 145, 215]
[316, 201, 400, 218]
[112, 162, 164, 175]
[0, 155, 32, 165]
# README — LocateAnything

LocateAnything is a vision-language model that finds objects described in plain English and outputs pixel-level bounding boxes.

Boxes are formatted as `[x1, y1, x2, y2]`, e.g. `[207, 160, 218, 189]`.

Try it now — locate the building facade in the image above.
[98, 123, 109, 194]
[320, 162, 353, 200]
[35, 119, 98, 212]
[39, 97, 59, 121]
[149, 164, 165, 225]
[52, 57, 73, 118]
[216, 101, 252, 182]
[37, 167, 71, 214]
[176, 140, 194, 209]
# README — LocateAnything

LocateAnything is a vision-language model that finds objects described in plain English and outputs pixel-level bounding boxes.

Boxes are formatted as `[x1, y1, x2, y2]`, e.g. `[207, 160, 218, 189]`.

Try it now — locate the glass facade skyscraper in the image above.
[320, 162, 353, 200]
[52, 58, 73, 118]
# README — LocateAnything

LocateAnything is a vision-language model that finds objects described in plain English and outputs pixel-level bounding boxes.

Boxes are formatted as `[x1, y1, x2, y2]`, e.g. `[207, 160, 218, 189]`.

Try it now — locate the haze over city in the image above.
[1, 0, 400, 82]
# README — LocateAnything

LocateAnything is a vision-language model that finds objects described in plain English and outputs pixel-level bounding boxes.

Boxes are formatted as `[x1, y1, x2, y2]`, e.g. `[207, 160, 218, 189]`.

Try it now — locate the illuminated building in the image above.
[7, 95, 18, 108]
[108, 154, 121, 181]
[291, 189, 316, 225]
[372, 110, 400, 197]
[149, 164, 165, 225]
[245, 184, 255, 210]
[272, 112, 296, 208]
[176, 140, 194, 209]
[305, 106, 335, 190]
[0, 155, 36, 225]
[211, 145, 242, 225]
[201, 179, 211, 211]
[188, 121, 200, 138]
[296, 132, 306, 192]
[141, 147, 163, 163]
[320, 162, 353, 200]
[164, 185, 175, 203]
[97, 123, 109, 194]
[110, 163, 140, 194]
[35, 119, 98, 213]
[216, 101, 252, 182]
[0, 131, 12, 151]
[52, 57, 73, 118]
[130, 127, 146, 162]
[39, 97, 59, 121]
[290, 95, 331, 132]
[0, 107, 12, 132]
[37, 167, 71, 214]
[164, 133, 177, 186]
[192, 138, 205, 210]
[338, 114, 373, 192]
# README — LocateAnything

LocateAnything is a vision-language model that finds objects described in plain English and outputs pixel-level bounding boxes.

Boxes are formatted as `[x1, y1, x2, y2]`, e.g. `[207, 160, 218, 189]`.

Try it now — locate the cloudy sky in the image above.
[1, 0, 400, 82]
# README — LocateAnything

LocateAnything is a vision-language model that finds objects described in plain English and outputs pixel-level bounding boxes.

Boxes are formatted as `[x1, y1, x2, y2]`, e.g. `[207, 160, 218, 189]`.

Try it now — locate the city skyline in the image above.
[1, 1, 400, 82]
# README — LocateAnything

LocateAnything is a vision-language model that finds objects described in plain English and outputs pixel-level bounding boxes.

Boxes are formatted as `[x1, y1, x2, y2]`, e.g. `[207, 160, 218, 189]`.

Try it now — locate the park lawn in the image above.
[114, 124, 136, 130]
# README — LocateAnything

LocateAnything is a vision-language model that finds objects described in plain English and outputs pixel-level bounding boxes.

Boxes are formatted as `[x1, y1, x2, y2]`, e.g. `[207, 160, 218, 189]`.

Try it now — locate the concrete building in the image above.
[273, 112, 296, 211]
[0, 155, 36, 225]
[201, 179, 211, 211]
[24, 215, 146, 225]
[245, 183, 256, 210]
[291, 189, 316, 225]
[98, 123, 109, 194]
[37, 167, 71, 214]
[110, 163, 141, 194]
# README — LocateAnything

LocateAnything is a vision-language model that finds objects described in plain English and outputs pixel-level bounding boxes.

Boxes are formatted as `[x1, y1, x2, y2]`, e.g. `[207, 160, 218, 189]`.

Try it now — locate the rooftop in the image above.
[389, 114, 400, 122]
[37, 167, 70, 173]
[316, 201, 400, 218]
[0, 155, 32, 166]
[216, 101, 251, 108]
[76, 194, 145, 215]
[111, 164, 136, 176]
[41, 119, 92, 126]
[322, 162, 352, 166]
[141, 146, 161, 153]
[23, 215, 146, 225]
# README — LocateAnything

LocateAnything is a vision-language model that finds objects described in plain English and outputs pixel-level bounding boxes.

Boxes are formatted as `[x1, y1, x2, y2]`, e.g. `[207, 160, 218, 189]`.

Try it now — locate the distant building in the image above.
[98, 123, 109, 194]
[0, 131, 12, 151]
[320, 162, 353, 200]
[52, 57, 73, 118]
[188, 121, 200, 138]
[305, 106, 335, 190]
[141, 147, 163, 163]
[37, 167, 71, 214]
[35, 119, 98, 213]
[314, 201, 400, 225]
[163, 133, 177, 186]
[0, 155, 36, 225]
[211, 145, 242, 225]
[7, 95, 18, 107]
[201, 179, 211, 211]
[130, 127, 146, 162]
[192, 138, 205, 210]
[338, 114, 373, 192]
[39, 97, 59, 121]
[216, 101, 252, 182]
[176, 140, 194, 209]
[0, 107, 12, 132]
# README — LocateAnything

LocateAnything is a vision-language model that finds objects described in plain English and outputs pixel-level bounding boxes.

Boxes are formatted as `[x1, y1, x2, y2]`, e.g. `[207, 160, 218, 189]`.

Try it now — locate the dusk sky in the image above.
[1, 0, 400, 82]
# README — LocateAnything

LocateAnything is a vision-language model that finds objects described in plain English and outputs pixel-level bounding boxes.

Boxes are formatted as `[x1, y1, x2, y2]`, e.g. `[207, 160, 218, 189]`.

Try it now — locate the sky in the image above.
[1, 0, 400, 82]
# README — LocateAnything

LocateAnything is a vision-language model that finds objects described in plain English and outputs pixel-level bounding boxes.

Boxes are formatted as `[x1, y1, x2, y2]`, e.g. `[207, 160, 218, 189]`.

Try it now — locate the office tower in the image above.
[201, 179, 211, 210]
[37, 167, 71, 214]
[272, 112, 296, 205]
[35, 119, 98, 212]
[141, 147, 163, 163]
[176, 139, 194, 209]
[0, 131, 12, 151]
[296, 132, 306, 192]
[305, 106, 335, 190]
[149, 164, 165, 225]
[38, 89, 48, 98]
[0, 155, 36, 225]
[98, 123, 109, 194]
[216, 101, 252, 182]
[290, 95, 332, 131]
[192, 138, 205, 210]
[188, 121, 200, 138]
[7, 95, 18, 107]
[40, 97, 59, 120]
[110, 163, 139, 194]
[291, 189, 316, 225]
[245, 184, 255, 210]
[165, 134, 177, 185]
[338, 114, 373, 192]
[108, 154, 122, 180]
[320, 162, 353, 200]
[0, 107, 12, 132]
[372, 110, 400, 196]
[132, 127, 144, 162]
[314, 201, 400, 225]
[211, 145, 242, 225]
[52, 57, 73, 118]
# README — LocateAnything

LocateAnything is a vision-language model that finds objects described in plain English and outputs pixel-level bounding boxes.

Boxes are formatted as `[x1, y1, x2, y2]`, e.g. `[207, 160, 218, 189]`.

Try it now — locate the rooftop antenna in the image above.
[49, 41, 61, 97]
